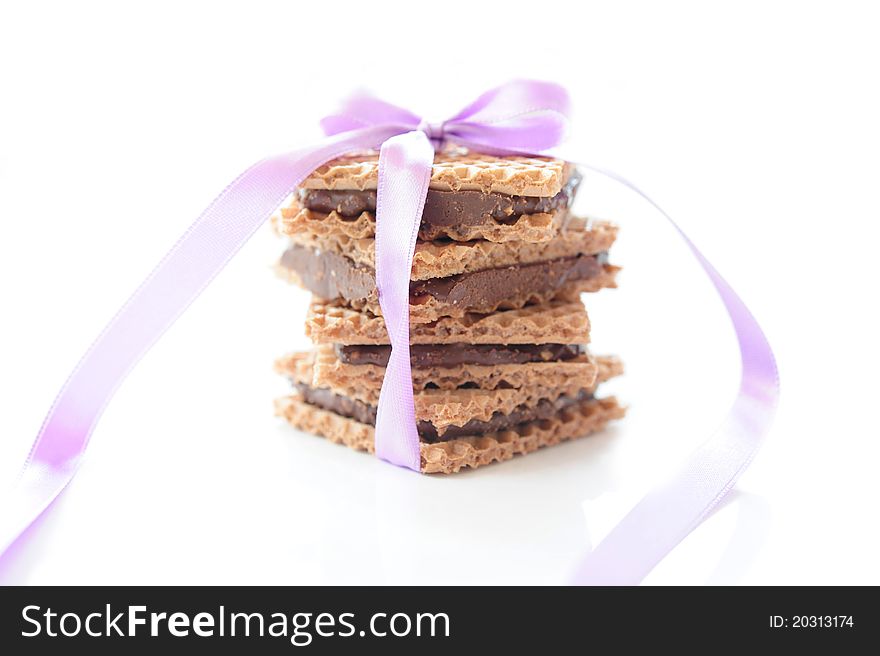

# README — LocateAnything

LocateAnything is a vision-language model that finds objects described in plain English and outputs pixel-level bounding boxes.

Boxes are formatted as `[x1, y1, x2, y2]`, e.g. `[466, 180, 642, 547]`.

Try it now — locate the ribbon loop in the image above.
[416, 119, 445, 148]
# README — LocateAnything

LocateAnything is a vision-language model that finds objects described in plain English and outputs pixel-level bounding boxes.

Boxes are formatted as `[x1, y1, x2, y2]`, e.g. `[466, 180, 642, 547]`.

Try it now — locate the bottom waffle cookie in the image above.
[276, 350, 620, 436]
[274, 394, 626, 474]
[277, 345, 600, 396]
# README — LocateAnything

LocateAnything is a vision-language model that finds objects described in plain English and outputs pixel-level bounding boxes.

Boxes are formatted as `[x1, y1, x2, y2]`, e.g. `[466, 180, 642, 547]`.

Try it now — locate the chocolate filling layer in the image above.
[335, 343, 585, 367]
[299, 171, 582, 229]
[409, 253, 607, 307]
[280, 245, 608, 311]
[295, 383, 592, 441]
[280, 246, 375, 301]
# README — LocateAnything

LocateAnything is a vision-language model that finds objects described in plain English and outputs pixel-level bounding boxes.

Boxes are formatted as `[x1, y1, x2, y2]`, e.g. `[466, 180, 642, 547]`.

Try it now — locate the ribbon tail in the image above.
[571, 165, 780, 585]
[0, 126, 399, 563]
[373, 131, 434, 471]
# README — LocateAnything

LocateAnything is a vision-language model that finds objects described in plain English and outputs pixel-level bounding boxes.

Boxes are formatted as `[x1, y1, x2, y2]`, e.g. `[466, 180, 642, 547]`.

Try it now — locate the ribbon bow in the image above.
[321, 80, 570, 153]
[0, 81, 777, 585]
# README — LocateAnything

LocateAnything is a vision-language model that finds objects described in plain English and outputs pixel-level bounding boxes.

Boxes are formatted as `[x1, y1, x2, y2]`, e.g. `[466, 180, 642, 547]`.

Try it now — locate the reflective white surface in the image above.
[1, 0, 878, 585]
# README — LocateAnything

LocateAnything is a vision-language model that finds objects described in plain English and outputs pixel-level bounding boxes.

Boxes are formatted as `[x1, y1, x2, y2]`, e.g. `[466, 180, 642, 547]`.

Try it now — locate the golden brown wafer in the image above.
[304, 298, 592, 346]
[276, 345, 598, 393]
[276, 350, 620, 435]
[275, 205, 567, 243]
[274, 394, 625, 474]
[300, 151, 572, 196]
[276, 350, 620, 391]
[281, 217, 618, 281]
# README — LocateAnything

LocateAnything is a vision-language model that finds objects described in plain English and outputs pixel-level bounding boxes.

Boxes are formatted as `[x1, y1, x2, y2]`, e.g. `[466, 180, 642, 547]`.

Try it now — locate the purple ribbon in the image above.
[0, 81, 778, 585]
[372, 132, 433, 469]
[570, 166, 779, 584]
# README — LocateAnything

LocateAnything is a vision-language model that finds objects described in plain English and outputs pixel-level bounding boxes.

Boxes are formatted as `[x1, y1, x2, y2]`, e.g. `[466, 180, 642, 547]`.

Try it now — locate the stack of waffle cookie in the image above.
[273, 151, 625, 473]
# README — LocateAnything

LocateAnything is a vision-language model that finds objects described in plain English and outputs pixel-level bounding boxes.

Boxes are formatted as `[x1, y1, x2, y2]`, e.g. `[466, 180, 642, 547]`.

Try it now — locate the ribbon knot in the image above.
[416, 119, 445, 148]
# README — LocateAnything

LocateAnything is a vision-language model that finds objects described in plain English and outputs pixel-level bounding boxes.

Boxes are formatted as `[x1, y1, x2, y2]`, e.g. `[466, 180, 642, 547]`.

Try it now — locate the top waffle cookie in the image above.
[300, 151, 573, 197]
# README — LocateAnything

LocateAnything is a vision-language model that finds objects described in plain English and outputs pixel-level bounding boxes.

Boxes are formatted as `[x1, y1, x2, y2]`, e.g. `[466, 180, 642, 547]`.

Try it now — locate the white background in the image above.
[1, 0, 878, 585]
